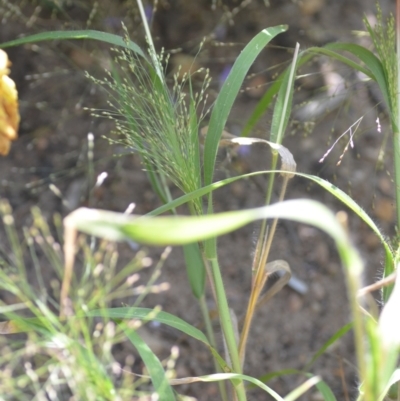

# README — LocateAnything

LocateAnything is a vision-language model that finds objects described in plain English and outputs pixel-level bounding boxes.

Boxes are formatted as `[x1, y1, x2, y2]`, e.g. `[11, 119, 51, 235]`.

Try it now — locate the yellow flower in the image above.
[0, 49, 20, 156]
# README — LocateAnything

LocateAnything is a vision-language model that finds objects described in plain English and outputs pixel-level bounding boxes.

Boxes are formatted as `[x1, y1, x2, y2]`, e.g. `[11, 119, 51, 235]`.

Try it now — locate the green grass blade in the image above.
[203, 25, 287, 187]
[241, 53, 312, 138]
[270, 43, 300, 145]
[0, 30, 146, 59]
[63, 171, 394, 260]
[379, 369, 400, 401]
[66, 199, 351, 250]
[303, 322, 353, 371]
[183, 243, 206, 299]
[255, 369, 303, 386]
[87, 307, 209, 344]
[307, 45, 374, 79]
[241, 76, 282, 137]
[87, 307, 229, 372]
[0, 316, 56, 334]
[301, 174, 394, 280]
[310, 43, 392, 122]
[241, 42, 377, 140]
[180, 373, 285, 401]
[1, 306, 229, 371]
[314, 381, 338, 401]
[284, 376, 321, 401]
[147, 170, 391, 267]
[254, 370, 336, 401]
[122, 326, 176, 400]
[193, 373, 324, 401]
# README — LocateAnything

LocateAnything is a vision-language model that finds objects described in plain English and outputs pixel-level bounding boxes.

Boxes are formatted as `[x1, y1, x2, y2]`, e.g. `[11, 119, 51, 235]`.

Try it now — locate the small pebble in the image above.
[69, 48, 94, 69]
[377, 176, 392, 195]
[298, 0, 325, 16]
[311, 281, 326, 301]
[288, 293, 304, 312]
[373, 198, 394, 223]
[311, 302, 322, 313]
[364, 232, 381, 251]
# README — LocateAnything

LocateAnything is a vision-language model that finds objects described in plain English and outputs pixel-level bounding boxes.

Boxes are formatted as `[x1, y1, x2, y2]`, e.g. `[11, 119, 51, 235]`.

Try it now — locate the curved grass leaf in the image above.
[65, 171, 394, 262]
[314, 380, 337, 401]
[303, 322, 353, 371]
[316, 43, 392, 123]
[122, 326, 176, 400]
[87, 307, 229, 372]
[203, 25, 287, 187]
[0, 30, 146, 59]
[65, 199, 350, 247]
[1, 306, 229, 371]
[172, 372, 285, 401]
[284, 376, 321, 401]
[87, 307, 209, 344]
[255, 370, 337, 401]
[255, 369, 303, 387]
[242, 42, 388, 143]
[65, 197, 364, 378]
[146, 170, 391, 270]
[307, 45, 374, 79]
[303, 174, 394, 283]
[380, 369, 400, 401]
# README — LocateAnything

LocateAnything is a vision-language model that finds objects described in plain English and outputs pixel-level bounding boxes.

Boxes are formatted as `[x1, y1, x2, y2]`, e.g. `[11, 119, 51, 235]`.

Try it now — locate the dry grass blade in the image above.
[358, 272, 397, 298]
[60, 219, 78, 318]
[239, 259, 291, 327]
[256, 259, 292, 309]
[201, 126, 297, 177]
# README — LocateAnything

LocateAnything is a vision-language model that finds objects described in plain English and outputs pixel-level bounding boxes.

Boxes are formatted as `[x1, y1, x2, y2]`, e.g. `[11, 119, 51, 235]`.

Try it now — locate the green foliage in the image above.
[203, 25, 287, 187]
[0, 200, 162, 400]
[364, 4, 397, 126]
[93, 44, 209, 202]
[0, 30, 146, 59]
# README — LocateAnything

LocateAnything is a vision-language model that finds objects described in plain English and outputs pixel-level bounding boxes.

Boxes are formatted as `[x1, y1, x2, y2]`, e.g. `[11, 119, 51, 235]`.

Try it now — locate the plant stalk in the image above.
[239, 175, 290, 364]
[199, 295, 228, 401]
[137, 0, 164, 82]
[393, 132, 400, 232]
[209, 257, 247, 401]
[396, 0, 400, 234]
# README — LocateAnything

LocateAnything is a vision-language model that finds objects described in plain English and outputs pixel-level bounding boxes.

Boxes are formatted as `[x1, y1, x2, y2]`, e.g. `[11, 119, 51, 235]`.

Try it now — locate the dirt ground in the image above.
[0, 0, 397, 400]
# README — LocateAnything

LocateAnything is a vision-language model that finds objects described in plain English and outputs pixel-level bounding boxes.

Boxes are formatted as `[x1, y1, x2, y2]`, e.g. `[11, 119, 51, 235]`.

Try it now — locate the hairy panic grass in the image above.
[90, 38, 210, 212]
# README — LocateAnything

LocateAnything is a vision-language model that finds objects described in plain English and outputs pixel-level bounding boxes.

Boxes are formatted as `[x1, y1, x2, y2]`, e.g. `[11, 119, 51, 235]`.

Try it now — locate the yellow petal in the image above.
[0, 75, 20, 140]
[0, 50, 20, 155]
[0, 134, 11, 156]
[0, 49, 10, 76]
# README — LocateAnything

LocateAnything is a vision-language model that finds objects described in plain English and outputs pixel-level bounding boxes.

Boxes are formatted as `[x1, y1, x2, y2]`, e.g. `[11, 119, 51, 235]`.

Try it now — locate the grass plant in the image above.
[0, 200, 168, 400]
[0, 0, 400, 400]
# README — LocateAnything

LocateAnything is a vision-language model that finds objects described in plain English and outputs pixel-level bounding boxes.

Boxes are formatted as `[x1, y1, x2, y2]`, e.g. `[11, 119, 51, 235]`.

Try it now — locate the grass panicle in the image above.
[90, 31, 210, 214]
[364, 3, 398, 127]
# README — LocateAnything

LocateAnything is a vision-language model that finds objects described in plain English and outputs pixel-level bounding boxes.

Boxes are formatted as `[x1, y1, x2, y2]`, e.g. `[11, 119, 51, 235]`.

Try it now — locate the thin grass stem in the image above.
[396, 0, 400, 233]
[199, 295, 229, 401]
[136, 0, 163, 82]
[209, 257, 247, 401]
[239, 175, 290, 365]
